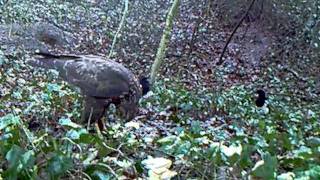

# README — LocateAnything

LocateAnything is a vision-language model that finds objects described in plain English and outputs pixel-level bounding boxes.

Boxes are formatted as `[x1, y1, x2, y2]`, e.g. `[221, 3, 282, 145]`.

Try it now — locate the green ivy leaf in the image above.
[66, 129, 87, 140]
[190, 120, 202, 135]
[306, 137, 320, 147]
[47, 153, 73, 178]
[47, 83, 61, 92]
[251, 153, 277, 179]
[92, 170, 112, 180]
[12, 91, 23, 100]
[59, 117, 82, 129]
[277, 172, 295, 180]
[5, 145, 23, 170]
[4, 145, 23, 179]
[0, 51, 8, 65]
[0, 114, 20, 130]
[296, 165, 320, 179]
[21, 150, 36, 169]
[3, 146, 36, 179]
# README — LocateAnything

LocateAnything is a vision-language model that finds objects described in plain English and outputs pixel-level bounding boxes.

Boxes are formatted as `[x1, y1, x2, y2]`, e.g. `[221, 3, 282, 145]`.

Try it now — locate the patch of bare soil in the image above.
[0, 23, 76, 54]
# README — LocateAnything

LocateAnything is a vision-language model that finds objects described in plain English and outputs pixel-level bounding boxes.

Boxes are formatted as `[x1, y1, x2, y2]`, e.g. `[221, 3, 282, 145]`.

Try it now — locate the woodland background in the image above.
[0, 0, 319, 179]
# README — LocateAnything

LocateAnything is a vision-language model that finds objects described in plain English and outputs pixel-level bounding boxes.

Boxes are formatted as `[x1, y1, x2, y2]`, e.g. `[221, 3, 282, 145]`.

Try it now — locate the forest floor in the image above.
[1, 2, 319, 178]
[0, 20, 275, 138]
[131, 22, 276, 139]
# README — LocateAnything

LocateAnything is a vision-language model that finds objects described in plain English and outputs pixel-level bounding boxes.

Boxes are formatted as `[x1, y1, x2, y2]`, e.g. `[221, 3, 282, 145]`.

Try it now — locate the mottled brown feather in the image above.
[28, 52, 142, 129]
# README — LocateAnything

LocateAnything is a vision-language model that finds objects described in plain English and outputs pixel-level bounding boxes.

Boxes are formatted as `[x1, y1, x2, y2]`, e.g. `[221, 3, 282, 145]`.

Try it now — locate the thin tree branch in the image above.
[216, 0, 256, 65]
[108, 0, 129, 58]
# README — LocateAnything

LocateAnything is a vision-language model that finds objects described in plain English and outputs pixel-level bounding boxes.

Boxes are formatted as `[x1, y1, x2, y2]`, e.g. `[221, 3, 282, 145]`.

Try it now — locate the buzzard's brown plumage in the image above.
[28, 52, 147, 130]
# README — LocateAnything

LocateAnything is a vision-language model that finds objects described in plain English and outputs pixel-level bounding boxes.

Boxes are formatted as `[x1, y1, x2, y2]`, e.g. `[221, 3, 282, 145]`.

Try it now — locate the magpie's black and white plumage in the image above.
[255, 90, 267, 107]
[28, 52, 150, 130]
[139, 77, 150, 95]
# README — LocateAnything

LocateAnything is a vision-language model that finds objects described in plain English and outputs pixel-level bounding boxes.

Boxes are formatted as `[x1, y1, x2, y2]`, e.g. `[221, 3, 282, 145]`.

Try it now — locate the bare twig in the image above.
[186, 12, 204, 57]
[80, 171, 92, 180]
[102, 142, 133, 163]
[96, 163, 119, 179]
[108, 0, 129, 58]
[217, 0, 256, 65]
[87, 107, 93, 131]
[283, 66, 308, 82]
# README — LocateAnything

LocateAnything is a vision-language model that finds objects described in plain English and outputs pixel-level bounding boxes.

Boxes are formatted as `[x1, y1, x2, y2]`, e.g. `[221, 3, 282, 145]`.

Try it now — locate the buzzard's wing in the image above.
[28, 53, 133, 98]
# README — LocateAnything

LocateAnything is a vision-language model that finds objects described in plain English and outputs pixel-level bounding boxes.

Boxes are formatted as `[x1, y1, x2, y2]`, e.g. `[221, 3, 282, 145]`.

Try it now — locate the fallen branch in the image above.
[283, 67, 308, 82]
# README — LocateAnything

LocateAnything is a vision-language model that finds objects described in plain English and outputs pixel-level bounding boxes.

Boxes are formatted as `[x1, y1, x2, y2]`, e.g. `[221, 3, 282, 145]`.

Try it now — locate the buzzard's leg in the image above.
[82, 97, 107, 131]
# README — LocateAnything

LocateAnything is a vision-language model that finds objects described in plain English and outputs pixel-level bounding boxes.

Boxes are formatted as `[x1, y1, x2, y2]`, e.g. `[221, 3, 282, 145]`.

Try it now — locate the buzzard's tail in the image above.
[27, 52, 80, 69]
[34, 52, 80, 59]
